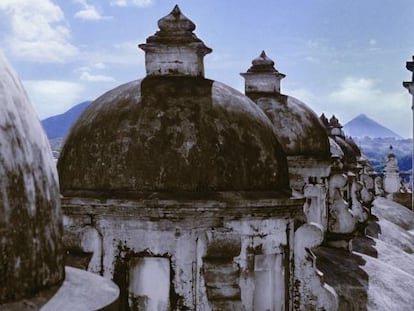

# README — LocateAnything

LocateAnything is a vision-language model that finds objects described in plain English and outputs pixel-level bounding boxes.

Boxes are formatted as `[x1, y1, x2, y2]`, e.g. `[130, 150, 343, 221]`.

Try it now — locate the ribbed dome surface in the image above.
[58, 76, 290, 196]
[0, 53, 63, 304]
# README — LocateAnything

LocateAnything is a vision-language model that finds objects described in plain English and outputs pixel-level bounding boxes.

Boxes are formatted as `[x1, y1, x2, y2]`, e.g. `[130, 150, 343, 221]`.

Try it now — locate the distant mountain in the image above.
[41, 101, 91, 139]
[343, 114, 403, 139]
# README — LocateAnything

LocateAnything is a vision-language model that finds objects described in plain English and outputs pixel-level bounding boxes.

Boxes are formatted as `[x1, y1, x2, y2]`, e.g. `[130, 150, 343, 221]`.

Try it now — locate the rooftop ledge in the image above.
[61, 191, 305, 219]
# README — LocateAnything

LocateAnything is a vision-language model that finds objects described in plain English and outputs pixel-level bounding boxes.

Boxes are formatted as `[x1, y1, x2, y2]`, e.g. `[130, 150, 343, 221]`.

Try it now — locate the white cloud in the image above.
[94, 62, 106, 69]
[368, 39, 381, 52]
[75, 62, 107, 73]
[82, 40, 145, 66]
[285, 87, 317, 105]
[110, 0, 153, 7]
[288, 77, 412, 138]
[80, 71, 115, 82]
[23, 80, 85, 119]
[0, 0, 78, 63]
[74, 0, 112, 21]
[304, 56, 320, 64]
[328, 78, 411, 135]
[329, 77, 379, 104]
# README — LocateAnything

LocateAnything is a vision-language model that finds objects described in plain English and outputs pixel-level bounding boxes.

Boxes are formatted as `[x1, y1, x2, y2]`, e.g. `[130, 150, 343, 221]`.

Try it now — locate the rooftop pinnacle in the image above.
[158, 5, 196, 34]
[329, 115, 341, 128]
[251, 51, 275, 71]
[241, 50, 286, 94]
[139, 5, 212, 77]
[247, 50, 284, 75]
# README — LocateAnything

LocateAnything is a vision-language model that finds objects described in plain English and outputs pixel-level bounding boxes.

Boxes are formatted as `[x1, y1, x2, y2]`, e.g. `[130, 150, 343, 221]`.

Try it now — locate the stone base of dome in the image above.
[61, 191, 304, 220]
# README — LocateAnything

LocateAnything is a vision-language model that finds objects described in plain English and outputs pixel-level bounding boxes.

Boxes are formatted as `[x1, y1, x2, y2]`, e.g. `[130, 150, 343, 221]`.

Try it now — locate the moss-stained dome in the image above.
[241, 51, 330, 160]
[0, 53, 63, 304]
[58, 77, 289, 195]
[253, 95, 330, 159]
[57, 7, 289, 197]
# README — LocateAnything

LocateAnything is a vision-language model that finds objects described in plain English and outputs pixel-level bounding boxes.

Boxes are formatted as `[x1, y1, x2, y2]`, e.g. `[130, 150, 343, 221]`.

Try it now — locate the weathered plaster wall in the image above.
[62, 195, 303, 310]
[286, 156, 330, 192]
[142, 46, 207, 77]
[294, 223, 338, 311]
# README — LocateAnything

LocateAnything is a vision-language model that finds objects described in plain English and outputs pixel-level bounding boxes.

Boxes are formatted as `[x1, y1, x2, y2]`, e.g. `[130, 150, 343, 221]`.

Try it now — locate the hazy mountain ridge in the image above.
[343, 114, 411, 174]
[42, 104, 412, 174]
[343, 114, 403, 139]
[41, 101, 91, 139]
[353, 136, 412, 174]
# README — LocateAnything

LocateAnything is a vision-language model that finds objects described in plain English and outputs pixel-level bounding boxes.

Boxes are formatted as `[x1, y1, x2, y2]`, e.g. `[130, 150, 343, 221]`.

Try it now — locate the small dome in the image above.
[345, 136, 361, 158]
[58, 77, 289, 196]
[0, 53, 63, 303]
[332, 136, 358, 169]
[241, 52, 330, 159]
[250, 95, 331, 159]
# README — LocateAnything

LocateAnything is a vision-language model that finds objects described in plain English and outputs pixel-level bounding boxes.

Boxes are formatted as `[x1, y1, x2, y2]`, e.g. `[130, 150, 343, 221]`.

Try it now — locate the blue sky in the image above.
[0, 0, 413, 137]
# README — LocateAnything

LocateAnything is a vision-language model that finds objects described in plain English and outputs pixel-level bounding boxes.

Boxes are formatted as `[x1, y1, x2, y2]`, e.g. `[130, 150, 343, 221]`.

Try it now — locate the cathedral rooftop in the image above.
[58, 7, 290, 197]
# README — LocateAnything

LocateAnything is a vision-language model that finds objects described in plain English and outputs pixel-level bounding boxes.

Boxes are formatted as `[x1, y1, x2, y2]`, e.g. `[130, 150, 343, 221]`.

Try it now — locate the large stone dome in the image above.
[0, 53, 63, 303]
[57, 7, 289, 197]
[58, 77, 289, 195]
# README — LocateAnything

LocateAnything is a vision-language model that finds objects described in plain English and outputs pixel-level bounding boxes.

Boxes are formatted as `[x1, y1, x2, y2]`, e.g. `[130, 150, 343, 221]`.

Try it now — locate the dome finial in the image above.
[157, 4, 196, 34]
[240, 51, 286, 94]
[329, 115, 341, 127]
[170, 4, 184, 18]
[139, 5, 212, 77]
[328, 115, 344, 136]
[320, 113, 329, 127]
[387, 145, 395, 158]
[172, 4, 180, 14]
[248, 50, 277, 73]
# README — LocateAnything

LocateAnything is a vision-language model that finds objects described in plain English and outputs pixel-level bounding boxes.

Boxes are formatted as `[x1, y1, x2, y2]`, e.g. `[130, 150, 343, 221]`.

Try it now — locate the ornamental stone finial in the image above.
[157, 5, 196, 34]
[241, 51, 286, 94]
[139, 5, 212, 77]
